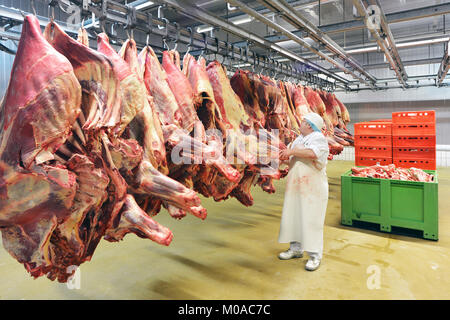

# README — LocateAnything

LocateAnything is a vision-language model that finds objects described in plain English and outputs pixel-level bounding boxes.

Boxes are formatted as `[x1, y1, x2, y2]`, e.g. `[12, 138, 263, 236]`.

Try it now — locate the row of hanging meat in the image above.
[0, 15, 352, 282]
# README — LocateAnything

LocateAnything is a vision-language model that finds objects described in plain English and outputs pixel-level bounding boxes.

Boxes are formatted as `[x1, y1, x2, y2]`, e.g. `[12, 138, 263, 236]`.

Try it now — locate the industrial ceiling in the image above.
[0, 0, 449, 91]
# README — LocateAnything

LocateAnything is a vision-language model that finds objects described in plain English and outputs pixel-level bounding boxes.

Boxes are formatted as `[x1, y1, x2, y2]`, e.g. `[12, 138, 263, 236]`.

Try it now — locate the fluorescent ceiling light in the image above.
[197, 26, 214, 33]
[346, 37, 450, 54]
[346, 46, 377, 54]
[233, 63, 251, 68]
[397, 37, 450, 48]
[227, 3, 237, 11]
[231, 16, 253, 25]
[134, 1, 154, 10]
[278, 40, 298, 48]
[196, 15, 253, 34]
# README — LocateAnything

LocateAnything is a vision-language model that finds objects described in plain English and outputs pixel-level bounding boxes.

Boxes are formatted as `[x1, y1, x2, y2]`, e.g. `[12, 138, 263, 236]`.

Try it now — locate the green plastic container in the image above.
[341, 169, 438, 240]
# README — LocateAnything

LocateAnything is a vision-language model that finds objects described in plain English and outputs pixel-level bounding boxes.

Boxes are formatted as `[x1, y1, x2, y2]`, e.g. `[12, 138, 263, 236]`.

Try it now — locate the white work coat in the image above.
[278, 132, 329, 254]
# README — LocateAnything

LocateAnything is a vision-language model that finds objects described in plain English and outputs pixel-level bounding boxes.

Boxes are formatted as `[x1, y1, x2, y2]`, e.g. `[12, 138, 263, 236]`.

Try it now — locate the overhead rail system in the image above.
[0, 0, 448, 90]
[352, 0, 408, 88]
[0, 0, 350, 91]
[246, 0, 378, 88]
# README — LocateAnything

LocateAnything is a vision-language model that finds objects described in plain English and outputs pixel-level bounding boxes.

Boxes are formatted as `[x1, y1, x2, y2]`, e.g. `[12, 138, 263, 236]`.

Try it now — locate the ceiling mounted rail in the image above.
[158, 0, 350, 87]
[353, 0, 408, 88]
[0, 0, 342, 89]
[224, 0, 375, 89]
[255, 0, 377, 88]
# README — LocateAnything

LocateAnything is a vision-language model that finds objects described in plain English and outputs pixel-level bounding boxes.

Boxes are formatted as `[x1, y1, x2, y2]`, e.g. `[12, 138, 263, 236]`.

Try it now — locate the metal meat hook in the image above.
[48, 2, 55, 22]
[172, 22, 180, 51]
[185, 27, 194, 55]
[200, 32, 207, 60]
[31, 0, 37, 16]
[146, 13, 153, 47]
[161, 18, 169, 50]
[214, 37, 219, 62]
[157, 5, 165, 29]
[252, 52, 256, 73]
[230, 43, 235, 71]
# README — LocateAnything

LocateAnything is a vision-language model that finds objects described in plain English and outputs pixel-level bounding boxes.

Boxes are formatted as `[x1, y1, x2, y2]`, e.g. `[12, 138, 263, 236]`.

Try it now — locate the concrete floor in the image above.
[1, 161, 449, 300]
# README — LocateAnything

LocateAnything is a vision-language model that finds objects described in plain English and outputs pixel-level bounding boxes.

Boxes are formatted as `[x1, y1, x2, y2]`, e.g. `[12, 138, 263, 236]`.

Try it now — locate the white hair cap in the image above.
[303, 112, 324, 132]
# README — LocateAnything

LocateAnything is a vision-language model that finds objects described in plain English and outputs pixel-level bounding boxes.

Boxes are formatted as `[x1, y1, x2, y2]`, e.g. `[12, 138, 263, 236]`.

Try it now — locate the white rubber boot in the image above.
[305, 256, 321, 271]
[278, 249, 303, 260]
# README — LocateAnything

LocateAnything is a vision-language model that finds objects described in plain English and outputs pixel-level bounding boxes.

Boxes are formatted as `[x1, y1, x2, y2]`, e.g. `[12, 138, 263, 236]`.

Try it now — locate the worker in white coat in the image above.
[278, 112, 329, 271]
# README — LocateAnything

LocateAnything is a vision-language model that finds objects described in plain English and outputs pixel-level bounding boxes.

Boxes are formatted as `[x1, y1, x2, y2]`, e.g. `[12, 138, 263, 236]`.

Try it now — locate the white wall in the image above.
[333, 146, 450, 168]
[335, 86, 450, 104]
[334, 87, 450, 167]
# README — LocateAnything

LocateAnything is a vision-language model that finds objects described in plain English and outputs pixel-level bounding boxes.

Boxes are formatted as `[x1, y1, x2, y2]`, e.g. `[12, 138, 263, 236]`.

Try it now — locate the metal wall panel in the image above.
[0, 41, 15, 97]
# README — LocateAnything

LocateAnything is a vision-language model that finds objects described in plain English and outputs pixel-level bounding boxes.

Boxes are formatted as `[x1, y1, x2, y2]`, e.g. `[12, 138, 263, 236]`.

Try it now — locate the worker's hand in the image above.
[279, 149, 291, 161]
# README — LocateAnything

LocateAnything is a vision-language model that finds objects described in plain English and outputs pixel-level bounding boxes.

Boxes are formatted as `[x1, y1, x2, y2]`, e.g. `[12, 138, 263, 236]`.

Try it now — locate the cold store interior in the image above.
[0, 0, 449, 300]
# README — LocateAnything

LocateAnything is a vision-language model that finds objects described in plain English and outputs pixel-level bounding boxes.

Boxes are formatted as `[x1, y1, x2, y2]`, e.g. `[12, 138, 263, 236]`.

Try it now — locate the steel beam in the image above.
[0, 4, 79, 34]
[369, 0, 407, 79]
[264, 2, 450, 42]
[254, 0, 377, 88]
[0, 0, 343, 89]
[158, 0, 350, 86]
[223, 0, 370, 87]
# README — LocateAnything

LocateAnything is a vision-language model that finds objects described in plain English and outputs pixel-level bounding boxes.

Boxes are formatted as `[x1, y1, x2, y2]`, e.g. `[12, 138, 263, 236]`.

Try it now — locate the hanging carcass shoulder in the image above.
[0, 15, 82, 280]
[97, 33, 146, 135]
[113, 37, 207, 220]
[0, 15, 81, 226]
[43, 22, 122, 137]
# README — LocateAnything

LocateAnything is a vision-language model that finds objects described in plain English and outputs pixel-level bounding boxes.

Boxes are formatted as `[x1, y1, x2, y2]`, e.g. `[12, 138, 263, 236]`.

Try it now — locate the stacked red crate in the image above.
[354, 121, 393, 166]
[392, 110, 436, 170]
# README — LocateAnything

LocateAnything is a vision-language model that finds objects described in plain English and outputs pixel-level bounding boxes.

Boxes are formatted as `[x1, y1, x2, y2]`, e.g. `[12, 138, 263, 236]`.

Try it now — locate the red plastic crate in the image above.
[355, 156, 392, 167]
[392, 110, 435, 124]
[394, 159, 436, 170]
[393, 147, 436, 160]
[392, 123, 435, 135]
[354, 122, 392, 135]
[355, 146, 392, 158]
[355, 135, 392, 147]
[392, 135, 436, 147]
[370, 119, 392, 122]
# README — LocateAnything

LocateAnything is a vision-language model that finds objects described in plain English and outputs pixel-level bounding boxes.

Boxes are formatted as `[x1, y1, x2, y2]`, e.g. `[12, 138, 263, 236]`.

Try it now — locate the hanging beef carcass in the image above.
[336, 95, 351, 125]
[100, 36, 207, 219]
[0, 16, 353, 282]
[282, 81, 305, 129]
[162, 50, 241, 202]
[304, 86, 343, 156]
[292, 85, 312, 119]
[256, 74, 293, 145]
[0, 17, 177, 282]
[138, 46, 240, 198]
[319, 90, 352, 147]
[162, 50, 240, 182]
[229, 70, 266, 128]
[182, 54, 244, 200]
[229, 70, 290, 194]
[206, 61, 284, 205]
[278, 80, 300, 136]
[319, 90, 339, 128]
[0, 16, 81, 280]
[44, 23, 175, 278]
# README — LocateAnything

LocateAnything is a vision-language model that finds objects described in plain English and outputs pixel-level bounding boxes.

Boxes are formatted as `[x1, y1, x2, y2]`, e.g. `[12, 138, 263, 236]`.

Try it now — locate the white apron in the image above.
[278, 154, 329, 253]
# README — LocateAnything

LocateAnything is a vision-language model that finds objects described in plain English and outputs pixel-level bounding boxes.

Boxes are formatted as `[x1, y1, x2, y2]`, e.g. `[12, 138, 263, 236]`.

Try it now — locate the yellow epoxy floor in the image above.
[1, 161, 449, 300]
